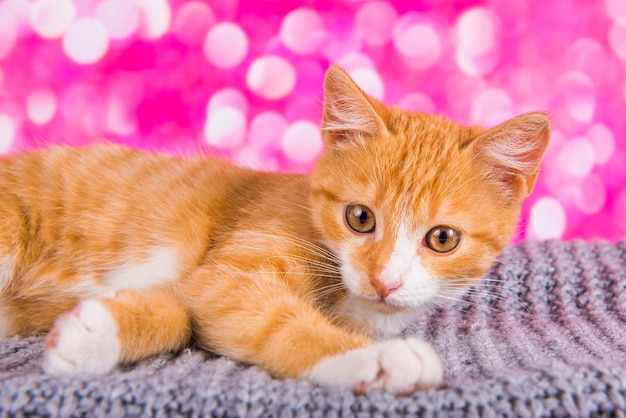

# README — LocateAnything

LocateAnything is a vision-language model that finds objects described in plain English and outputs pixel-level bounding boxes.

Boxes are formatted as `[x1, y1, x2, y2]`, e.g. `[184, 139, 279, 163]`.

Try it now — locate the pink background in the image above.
[0, 0, 625, 242]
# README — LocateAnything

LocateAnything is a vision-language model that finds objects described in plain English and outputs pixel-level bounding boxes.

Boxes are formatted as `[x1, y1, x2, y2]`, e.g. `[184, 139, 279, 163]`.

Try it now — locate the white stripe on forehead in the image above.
[379, 223, 417, 285]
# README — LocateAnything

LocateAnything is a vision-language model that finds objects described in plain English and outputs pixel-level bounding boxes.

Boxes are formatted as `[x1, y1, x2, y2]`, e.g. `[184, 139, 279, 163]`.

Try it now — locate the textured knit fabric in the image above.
[1, 240, 625, 417]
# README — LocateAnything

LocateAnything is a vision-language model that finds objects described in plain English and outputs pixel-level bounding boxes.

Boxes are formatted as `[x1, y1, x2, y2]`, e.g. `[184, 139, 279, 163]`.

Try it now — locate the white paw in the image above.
[304, 338, 443, 395]
[43, 299, 120, 376]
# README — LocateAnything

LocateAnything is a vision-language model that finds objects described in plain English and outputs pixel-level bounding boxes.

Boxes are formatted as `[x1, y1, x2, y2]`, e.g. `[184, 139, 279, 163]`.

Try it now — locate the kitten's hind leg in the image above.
[43, 286, 191, 376]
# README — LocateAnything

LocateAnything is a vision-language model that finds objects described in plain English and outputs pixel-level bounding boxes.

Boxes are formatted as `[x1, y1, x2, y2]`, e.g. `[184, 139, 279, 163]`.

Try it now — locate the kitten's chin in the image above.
[334, 293, 420, 338]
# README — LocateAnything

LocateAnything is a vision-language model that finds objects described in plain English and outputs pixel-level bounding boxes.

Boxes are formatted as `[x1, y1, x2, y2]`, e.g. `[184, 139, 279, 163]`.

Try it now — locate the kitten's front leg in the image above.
[43, 286, 191, 376]
[183, 265, 443, 394]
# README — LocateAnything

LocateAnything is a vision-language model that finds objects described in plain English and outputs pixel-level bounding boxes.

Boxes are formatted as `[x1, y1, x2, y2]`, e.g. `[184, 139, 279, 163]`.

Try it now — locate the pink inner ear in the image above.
[474, 113, 551, 197]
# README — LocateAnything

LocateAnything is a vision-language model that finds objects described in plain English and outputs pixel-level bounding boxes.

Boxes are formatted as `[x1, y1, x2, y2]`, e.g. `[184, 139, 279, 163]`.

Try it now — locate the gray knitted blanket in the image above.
[1, 240, 625, 417]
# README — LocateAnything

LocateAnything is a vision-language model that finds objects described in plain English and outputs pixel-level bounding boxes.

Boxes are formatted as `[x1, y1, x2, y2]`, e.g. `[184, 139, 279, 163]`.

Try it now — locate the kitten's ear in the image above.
[473, 113, 551, 198]
[322, 65, 388, 146]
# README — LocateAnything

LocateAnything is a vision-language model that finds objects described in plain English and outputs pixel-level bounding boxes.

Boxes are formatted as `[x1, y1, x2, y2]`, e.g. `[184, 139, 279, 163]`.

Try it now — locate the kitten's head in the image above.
[310, 65, 551, 315]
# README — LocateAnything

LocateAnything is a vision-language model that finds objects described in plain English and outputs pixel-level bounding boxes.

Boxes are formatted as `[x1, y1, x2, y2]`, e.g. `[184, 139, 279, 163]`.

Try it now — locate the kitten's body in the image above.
[0, 66, 550, 394]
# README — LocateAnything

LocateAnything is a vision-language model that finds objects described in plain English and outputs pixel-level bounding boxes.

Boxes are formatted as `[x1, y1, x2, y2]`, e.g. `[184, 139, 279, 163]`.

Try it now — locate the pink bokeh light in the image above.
[0, 0, 625, 242]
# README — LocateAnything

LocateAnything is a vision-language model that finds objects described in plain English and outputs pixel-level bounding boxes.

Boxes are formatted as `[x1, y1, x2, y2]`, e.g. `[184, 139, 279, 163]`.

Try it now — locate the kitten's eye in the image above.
[425, 226, 461, 253]
[345, 204, 376, 233]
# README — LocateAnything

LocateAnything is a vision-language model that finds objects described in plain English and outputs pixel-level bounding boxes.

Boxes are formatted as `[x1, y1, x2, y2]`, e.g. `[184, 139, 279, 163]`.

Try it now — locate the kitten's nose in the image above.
[370, 277, 401, 299]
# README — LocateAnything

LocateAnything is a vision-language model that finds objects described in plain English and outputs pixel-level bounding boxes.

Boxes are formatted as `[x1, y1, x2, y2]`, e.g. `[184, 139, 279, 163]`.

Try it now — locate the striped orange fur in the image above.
[0, 66, 550, 394]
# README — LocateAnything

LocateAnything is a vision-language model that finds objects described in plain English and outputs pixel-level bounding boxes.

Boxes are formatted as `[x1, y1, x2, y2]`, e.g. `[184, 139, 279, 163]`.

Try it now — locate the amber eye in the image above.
[345, 204, 376, 233]
[425, 226, 461, 253]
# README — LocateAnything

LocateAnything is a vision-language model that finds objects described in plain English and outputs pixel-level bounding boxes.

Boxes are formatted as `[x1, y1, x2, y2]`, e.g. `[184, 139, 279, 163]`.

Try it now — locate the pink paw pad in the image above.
[42, 299, 120, 376]
[46, 329, 59, 348]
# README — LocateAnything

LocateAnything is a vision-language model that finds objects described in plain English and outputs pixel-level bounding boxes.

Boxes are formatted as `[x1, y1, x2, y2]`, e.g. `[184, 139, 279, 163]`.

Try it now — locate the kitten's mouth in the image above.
[364, 297, 408, 314]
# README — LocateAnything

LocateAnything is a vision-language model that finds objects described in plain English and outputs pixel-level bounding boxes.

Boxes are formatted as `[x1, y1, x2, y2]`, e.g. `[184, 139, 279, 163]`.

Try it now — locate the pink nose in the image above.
[370, 277, 401, 299]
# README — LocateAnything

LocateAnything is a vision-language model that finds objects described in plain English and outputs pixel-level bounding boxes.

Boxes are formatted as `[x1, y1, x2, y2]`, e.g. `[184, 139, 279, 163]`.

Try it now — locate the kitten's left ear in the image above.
[472, 112, 551, 198]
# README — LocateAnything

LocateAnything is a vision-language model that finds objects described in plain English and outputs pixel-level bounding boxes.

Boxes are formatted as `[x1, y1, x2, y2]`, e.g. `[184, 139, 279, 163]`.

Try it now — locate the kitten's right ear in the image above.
[473, 112, 552, 199]
[322, 65, 388, 146]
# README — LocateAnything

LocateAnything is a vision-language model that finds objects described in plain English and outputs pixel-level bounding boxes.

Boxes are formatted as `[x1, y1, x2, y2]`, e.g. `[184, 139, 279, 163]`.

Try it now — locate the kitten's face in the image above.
[310, 66, 550, 314]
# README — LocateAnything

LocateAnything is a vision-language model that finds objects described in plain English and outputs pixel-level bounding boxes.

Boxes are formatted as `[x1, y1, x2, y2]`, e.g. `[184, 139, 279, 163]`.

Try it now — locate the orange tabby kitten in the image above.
[0, 66, 550, 394]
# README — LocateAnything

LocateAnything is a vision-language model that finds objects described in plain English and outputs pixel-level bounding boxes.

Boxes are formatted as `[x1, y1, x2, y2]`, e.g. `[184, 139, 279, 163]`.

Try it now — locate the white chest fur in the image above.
[334, 295, 418, 339]
[105, 247, 179, 291]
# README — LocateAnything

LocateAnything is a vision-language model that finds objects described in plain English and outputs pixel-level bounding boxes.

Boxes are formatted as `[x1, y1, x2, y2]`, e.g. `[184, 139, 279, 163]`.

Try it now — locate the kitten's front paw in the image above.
[43, 299, 120, 376]
[304, 338, 443, 395]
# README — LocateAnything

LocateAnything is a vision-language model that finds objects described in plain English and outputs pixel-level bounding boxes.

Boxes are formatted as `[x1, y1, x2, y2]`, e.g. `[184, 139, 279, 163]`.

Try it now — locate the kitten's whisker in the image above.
[475, 278, 506, 283]
[261, 254, 341, 274]
[435, 296, 504, 314]
[249, 232, 340, 264]
[268, 195, 314, 213]
[253, 270, 343, 280]
[265, 253, 338, 267]
[443, 283, 508, 299]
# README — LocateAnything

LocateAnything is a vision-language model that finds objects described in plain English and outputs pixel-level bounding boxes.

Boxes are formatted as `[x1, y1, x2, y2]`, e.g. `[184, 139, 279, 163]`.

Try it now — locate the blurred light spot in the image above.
[204, 23, 249, 69]
[173, 1, 216, 46]
[29, 0, 76, 39]
[606, 0, 626, 20]
[470, 88, 513, 126]
[444, 73, 486, 114]
[2, 0, 29, 18]
[456, 8, 498, 55]
[26, 88, 57, 124]
[247, 56, 296, 100]
[280, 8, 326, 55]
[558, 71, 595, 123]
[566, 38, 610, 85]
[337, 53, 376, 75]
[489, 0, 528, 34]
[398, 93, 435, 114]
[355, 2, 398, 47]
[134, 0, 171, 40]
[559, 137, 595, 178]
[574, 174, 606, 214]
[0, 26, 17, 61]
[95, 0, 139, 41]
[608, 20, 626, 61]
[204, 107, 246, 150]
[393, 22, 441, 70]
[348, 67, 384, 100]
[281, 121, 323, 165]
[63, 18, 110, 65]
[456, 47, 500, 76]
[105, 97, 136, 136]
[586, 123, 615, 164]
[207, 88, 249, 117]
[0, 2, 20, 60]
[249, 111, 287, 151]
[529, 197, 566, 240]
[0, 114, 15, 154]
